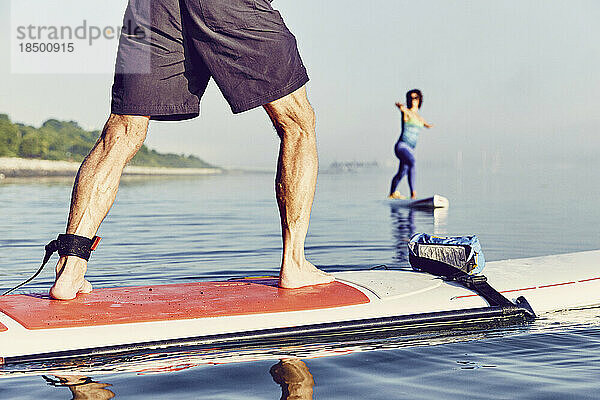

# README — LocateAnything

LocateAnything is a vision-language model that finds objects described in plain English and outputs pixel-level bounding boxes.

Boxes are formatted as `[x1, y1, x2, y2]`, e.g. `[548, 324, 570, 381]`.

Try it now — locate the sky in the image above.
[0, 0, 599, 169]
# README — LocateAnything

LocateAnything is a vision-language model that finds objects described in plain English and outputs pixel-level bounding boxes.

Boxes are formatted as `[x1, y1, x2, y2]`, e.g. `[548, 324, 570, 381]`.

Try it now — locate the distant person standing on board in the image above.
[43, 0, 334, 300]
[389, 89, 433, 199]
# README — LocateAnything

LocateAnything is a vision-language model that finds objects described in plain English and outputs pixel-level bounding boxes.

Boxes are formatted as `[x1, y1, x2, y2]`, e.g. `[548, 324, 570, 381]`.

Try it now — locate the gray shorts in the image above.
[111, 0, 309, 120]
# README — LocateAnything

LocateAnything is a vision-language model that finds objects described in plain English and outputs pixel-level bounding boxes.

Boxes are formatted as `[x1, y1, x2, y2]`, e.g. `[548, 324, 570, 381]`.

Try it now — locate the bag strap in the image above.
[453, 273, 514, 307]
[409, 244, 516, 308]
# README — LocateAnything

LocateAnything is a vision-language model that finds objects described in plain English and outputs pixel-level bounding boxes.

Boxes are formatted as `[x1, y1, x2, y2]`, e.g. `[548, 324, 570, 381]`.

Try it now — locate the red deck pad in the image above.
[0, 280, 369, 330]
[0, 322, 6, 332]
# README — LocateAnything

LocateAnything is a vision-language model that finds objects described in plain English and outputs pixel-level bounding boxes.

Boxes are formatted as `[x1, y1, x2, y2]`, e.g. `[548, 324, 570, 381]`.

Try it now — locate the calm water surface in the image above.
[1, 161, 599, 399]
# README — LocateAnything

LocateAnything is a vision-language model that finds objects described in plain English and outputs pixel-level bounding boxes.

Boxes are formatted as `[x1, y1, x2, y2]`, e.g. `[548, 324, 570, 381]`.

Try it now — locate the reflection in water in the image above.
[271, 359, 314, 400]
[6, 306, 598, 396]
[43, 375, 115, 399]
[432, 207, 448, 235]
[389, 204, 448, 264]
[39, 360, 314, 400]
[389, 206, 416, 264]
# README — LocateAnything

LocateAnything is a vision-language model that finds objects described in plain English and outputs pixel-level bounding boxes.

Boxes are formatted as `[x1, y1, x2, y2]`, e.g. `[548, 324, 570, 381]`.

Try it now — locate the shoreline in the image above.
[0, 157, 223, 179]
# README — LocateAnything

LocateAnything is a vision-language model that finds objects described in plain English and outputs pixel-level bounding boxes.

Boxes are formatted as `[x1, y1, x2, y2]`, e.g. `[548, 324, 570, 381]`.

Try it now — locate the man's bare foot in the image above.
[389, 191, 407, 200]
[49, 256, 92, 300]
[279, 260, 334, 289]
[411, 191, 417, 199]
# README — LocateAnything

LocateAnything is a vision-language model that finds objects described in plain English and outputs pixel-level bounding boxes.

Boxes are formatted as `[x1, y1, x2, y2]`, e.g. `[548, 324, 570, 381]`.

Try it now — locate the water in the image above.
[1, 160, 599, 399]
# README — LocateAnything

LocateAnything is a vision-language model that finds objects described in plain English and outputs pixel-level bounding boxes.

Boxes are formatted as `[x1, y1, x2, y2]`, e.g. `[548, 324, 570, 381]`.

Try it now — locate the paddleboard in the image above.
[388, 194, 449, 209]
[1, 250, 599, 365]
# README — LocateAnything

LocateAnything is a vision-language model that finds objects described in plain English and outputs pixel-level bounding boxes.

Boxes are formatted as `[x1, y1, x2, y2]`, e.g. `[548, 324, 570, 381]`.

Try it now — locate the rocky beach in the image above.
[0, 157, 222, 179]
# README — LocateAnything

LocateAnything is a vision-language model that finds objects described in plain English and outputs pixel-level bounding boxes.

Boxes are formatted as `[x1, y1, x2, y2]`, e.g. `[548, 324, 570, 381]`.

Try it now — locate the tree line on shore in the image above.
[0, 114, 214, 169]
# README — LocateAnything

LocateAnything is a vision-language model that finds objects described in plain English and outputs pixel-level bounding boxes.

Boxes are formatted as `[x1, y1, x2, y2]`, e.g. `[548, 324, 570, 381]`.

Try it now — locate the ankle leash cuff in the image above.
[1, 234, 101, 296]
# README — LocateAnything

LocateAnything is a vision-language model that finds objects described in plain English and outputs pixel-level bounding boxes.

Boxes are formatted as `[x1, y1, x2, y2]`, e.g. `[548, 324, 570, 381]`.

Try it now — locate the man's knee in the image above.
[264, 87, 316, 140]
[99, 114, 149, 158]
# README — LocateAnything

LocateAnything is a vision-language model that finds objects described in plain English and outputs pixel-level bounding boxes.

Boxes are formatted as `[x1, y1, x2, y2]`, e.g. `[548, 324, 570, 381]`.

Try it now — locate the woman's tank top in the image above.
[399, 114, 424, 149]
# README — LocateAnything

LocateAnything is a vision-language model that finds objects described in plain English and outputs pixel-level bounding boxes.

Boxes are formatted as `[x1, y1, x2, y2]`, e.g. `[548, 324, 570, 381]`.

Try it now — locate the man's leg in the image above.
[50, 114, 149, 300]
[263, 86, 334, 289]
